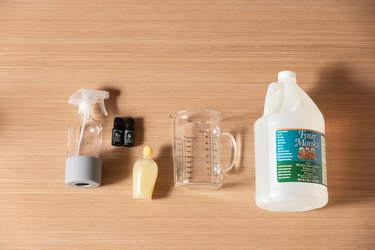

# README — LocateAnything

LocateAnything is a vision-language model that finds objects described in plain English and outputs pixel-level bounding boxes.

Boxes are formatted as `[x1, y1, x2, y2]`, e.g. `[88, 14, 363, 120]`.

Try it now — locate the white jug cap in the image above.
[278, 71, 296, 80]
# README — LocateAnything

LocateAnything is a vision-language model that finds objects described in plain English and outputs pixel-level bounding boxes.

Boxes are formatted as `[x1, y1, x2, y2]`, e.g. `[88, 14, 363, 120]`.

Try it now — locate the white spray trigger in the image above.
[68, 88, 109, 116]
[98, 100, 108, 116]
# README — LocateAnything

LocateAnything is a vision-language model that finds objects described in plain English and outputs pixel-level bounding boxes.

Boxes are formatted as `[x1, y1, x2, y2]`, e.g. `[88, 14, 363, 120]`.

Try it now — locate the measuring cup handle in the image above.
[221, 132, 237, 173]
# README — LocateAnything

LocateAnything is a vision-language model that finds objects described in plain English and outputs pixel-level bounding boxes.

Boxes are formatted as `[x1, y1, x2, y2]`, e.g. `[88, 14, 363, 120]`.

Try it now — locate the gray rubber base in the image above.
[65, 156, 102, 188]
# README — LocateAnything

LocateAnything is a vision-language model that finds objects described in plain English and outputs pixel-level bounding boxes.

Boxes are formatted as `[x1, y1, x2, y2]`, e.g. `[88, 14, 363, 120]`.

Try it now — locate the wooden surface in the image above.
[0, 1, 374, 249]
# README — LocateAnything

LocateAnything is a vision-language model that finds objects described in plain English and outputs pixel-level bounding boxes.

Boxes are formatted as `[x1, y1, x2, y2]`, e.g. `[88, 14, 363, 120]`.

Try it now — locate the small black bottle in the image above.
[112, 117, 124, 146]
[124, 118, 135, 147]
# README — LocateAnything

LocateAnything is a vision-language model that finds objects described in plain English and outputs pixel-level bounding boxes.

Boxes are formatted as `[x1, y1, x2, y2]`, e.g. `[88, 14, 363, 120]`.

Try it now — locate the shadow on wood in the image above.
[134, 117, 144, 146]
[310, 64, 375, 206]
[101, 148, 132, 186]
[153, 144, 174, 199]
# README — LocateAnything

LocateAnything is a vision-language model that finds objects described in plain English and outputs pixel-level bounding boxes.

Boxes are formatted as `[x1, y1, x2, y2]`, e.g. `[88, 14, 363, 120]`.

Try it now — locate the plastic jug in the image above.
[254, 71, 328, 212]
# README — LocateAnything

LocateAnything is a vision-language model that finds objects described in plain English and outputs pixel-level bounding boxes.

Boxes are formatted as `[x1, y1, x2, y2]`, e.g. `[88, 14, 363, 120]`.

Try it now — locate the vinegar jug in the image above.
[254, 71, 328, 212]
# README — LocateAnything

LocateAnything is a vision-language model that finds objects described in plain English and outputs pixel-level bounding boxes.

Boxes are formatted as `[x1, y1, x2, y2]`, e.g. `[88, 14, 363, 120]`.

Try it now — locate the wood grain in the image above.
[0, 0, 374, 249]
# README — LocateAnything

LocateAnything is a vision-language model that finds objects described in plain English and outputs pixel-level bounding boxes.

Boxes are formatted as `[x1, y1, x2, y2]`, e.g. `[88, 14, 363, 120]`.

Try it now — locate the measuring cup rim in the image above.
[170, 110, 223, 120]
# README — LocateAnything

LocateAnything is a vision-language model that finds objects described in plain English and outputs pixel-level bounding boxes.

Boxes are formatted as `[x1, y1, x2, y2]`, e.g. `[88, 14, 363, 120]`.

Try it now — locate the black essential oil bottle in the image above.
[124, 118, 135, 147]
[112, 117, 124, 146]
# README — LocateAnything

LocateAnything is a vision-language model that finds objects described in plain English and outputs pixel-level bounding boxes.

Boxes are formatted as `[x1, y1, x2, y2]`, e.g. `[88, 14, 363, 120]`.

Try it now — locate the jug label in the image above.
[276, 129, 326, 186]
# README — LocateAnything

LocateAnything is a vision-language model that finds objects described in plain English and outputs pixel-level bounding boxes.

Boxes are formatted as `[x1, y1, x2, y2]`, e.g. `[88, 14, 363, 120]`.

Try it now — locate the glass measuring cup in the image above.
[170, 110, 237, 190]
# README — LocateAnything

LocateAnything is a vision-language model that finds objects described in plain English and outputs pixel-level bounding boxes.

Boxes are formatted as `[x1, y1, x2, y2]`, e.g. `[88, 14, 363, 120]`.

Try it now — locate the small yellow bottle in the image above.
[133, 146, 158, 200]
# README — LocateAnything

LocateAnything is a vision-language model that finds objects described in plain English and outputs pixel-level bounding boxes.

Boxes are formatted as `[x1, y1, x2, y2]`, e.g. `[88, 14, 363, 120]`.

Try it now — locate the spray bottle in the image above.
[65, 88, 109, 188]
[254, 71, 328, 212]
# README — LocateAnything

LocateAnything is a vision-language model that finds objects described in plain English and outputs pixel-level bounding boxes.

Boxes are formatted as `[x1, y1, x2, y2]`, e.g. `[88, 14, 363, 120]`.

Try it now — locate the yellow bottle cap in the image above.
[143, 146, 153, 158]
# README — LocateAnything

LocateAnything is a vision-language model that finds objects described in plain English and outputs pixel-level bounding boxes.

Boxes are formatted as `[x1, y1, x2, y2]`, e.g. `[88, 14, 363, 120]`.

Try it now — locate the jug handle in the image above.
[221, 132, 238, 173]
[264, 82, 280, 116]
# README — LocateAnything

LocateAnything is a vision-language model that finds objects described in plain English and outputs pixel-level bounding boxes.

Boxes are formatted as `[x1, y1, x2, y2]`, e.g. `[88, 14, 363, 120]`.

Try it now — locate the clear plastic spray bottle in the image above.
[65, 88, 109, 188]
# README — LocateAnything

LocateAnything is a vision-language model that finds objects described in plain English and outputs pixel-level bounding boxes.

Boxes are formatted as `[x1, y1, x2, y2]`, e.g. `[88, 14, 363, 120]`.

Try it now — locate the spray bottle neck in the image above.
[78, 101, 93, 117]
[80, 113, 93, 120]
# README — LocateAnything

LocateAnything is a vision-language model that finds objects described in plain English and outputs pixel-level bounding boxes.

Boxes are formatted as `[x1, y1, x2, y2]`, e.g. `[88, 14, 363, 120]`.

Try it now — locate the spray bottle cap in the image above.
[68, 88, 109, 116]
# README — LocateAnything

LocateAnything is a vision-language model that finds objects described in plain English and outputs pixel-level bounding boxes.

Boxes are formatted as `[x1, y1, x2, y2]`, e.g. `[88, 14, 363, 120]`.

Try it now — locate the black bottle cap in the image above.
[125, 118, 134, 130]
[113, 117, 124, 128]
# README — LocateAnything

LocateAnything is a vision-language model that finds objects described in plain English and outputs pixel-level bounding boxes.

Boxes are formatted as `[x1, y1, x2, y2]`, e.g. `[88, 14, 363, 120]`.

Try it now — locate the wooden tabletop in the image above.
[0, 1, 374, 249]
